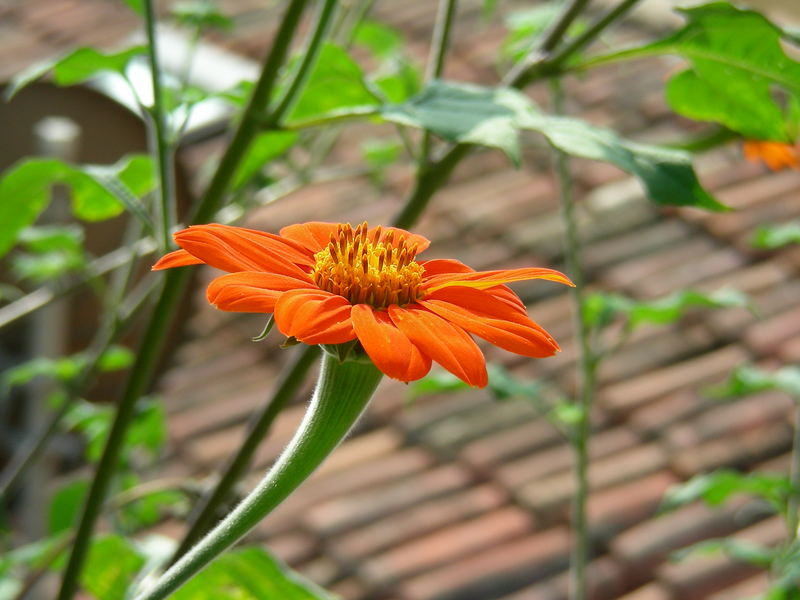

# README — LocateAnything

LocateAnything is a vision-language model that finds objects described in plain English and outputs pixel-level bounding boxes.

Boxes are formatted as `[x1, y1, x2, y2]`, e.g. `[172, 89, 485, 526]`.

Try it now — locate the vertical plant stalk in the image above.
[419, 0, 458, 166]
[135, 353, 383, 600]
[55, 3, 311, 599]
[142, 0, 176, 252]
[550, 79, 595, 600]
[788, 404, 800, 540]
[168, 345, 320, 563]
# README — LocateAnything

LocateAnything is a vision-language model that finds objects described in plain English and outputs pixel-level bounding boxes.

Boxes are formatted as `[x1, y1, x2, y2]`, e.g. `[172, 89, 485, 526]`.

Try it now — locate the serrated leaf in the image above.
[585, 3, 800, 142]
[520, 113, 726, 211]
[751, 221, 800, 249]
[81, 535, 146, 600]
[171, 546, 338, 600]
[287, 43, 381, 126]
[48, 480, 89, 535]
[383, 80, 532, 164]
[7, 46, 145, 100]
[232, 131, 298, 191]
[666, 68, 788, 142]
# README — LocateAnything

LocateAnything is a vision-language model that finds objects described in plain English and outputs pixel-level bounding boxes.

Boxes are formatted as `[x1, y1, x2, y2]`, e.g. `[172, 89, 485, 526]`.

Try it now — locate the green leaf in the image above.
[707, 364, 800, 399]
[18, 225, 84, 254]
[666, 68, 788, 142]
[0, 161, 54, 258]
[361, 138, 402, 176]
[170, 1, 233, 31]
[7, 46, 145, 100]
[673, 537, 775, 568]
[126, 400, 167, 457]
[353, 21, 403, 59]
[520, 113, 727, 210]
[82, 154, 156, 228]
[232, 131, 298, 191]
[122, 0, 143, 14]
[171, 546, 338, 600]
[586, 3, 800, 142]
[287, 43, 381, 126]
[371, 58, 422, 104]
[661, 469, 792, 514]
[751, 221, 800, 249]
[584, 288, 750, 331]
[96, 345, 135, 372]
[13, 225, 87, 283]
[409, 369, 469, 400]
[48, 480, 89, 535]
[383, 80, 532, 164]
[81, 535, 146, 600]
[485, 363, 543, 400]
[2, 356, 84, 392]
[119, 489, 188, 530]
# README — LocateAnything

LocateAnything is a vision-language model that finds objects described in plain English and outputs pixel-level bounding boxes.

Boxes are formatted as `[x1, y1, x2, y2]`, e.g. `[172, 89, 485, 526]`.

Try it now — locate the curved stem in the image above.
[143, 0, 176, 251]
[167, 345, 320, 564]
[135, 353, 382, 600]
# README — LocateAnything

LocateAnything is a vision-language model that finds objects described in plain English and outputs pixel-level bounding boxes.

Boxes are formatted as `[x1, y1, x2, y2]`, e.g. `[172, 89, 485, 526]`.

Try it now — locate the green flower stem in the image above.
[135, 353, 382, 600]
[142, 0, 175, 252]
[550, 79, 596, 600]
[788, 404, 800, 540]
[419, 0, 458, 166]
[56, 3, 311, 598]
[167, 345, 320, 564]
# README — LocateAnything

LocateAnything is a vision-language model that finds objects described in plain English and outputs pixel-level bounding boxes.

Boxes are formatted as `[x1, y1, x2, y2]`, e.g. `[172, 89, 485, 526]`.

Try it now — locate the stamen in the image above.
[311, 223, 424, 310]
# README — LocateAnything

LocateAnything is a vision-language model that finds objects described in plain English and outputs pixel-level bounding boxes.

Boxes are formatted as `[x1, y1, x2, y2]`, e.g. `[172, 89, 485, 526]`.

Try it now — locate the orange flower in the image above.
[153, 222, 573, 387]
[743, 140, 800, 171]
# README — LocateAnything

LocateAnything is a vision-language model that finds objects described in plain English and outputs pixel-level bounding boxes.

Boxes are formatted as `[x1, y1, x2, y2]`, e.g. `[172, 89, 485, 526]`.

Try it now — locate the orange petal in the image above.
[206, 271, 315, 313]
[388, 305, 487, 388]
[420, 290, 559, 359]
[351, 305, 431, 382]
[420, 258, 473, 277]
[423, 267, 574, 293]
[152, 249, 204, 271]
[174, 224, 311, 277]
[421, 259, 526, 312]
[279, 222, 340, 253]
[274, 289, 356, 345]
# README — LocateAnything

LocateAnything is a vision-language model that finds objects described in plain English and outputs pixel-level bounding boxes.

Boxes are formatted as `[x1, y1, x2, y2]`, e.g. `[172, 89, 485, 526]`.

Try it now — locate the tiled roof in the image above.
[3, 0, 800, 598]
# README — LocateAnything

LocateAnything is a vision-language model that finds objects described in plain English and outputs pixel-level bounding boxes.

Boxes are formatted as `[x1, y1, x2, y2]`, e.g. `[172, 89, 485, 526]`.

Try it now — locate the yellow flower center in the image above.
[311, 222, 424, 309]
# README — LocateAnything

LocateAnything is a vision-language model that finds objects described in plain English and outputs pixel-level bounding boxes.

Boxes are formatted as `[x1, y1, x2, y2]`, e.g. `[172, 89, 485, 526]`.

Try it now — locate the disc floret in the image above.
[311, 222, 424, 309]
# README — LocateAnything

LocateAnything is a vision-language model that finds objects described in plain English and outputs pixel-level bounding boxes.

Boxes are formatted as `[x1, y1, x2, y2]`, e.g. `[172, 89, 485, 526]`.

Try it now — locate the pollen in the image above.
[312, 222, 424, 309]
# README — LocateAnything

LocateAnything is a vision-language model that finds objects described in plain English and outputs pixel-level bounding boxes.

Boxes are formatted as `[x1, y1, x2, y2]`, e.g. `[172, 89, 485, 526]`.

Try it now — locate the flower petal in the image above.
[421, 259, 526, 313]
[279, 222, 340, 254]
[151, 249, 204, 271]
[388, 305, 487, 387]
[206, 271, 315, 313]
[423, 267, 574, 293]
[420, 287, 559, 358]
[351, 305, 431, 382]
[274, 289, 356, 345]
[174, 224, 312, 276]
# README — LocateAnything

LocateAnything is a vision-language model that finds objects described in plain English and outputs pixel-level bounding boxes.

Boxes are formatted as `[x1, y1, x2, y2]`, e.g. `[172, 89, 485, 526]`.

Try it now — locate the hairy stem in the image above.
[788, 404, 800, 540]
[167, 345, 320, 564]
[551, 79, 595, 600]
[420, 0, 458, 165]
[135, 354, 382, 600]
[142, 0, 176, 251]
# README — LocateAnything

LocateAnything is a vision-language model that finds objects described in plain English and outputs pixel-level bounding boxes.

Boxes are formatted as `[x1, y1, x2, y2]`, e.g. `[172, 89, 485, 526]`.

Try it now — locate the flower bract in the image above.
[153, 222, 573, 387]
